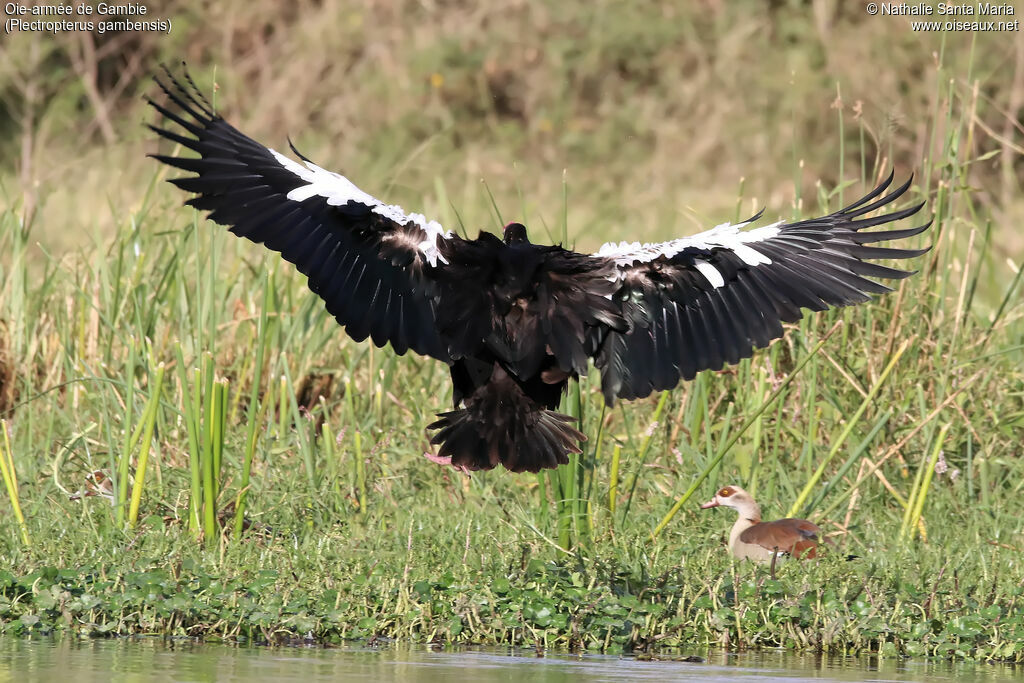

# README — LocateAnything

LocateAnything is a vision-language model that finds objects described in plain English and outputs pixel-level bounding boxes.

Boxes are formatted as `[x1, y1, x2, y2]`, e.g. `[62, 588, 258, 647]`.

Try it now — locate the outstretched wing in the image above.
[147, 67, 461, 361]
[592, 173, 931, 402]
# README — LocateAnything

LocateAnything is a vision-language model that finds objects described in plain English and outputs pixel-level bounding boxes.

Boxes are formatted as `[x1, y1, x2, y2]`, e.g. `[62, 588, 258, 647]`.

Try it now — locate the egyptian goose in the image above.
[149, 66, 929, 473]
[701, 486, 830, 573]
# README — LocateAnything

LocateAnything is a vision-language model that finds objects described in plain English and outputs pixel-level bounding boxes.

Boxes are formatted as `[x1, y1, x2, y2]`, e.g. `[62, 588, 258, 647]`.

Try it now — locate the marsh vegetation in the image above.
[0, 1, 1022, 661]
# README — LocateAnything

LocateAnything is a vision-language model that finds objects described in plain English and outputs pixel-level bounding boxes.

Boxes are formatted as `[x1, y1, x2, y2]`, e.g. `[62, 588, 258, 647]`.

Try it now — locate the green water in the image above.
[0, 639, 1021, 682]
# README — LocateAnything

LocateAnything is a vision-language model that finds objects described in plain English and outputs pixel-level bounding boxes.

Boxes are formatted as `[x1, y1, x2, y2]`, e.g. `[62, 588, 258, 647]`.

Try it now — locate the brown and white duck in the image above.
[701, 485, 831, 574]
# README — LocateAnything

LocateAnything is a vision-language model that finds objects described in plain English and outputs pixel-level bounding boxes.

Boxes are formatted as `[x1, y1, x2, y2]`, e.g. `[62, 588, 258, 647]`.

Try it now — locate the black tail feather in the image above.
[428, 406, 584, 473]
[427, 369, 585, 473]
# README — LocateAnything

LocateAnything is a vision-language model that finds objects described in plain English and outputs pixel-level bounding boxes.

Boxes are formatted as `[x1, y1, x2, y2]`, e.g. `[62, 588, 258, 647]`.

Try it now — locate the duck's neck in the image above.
[728, 499, 763, 551]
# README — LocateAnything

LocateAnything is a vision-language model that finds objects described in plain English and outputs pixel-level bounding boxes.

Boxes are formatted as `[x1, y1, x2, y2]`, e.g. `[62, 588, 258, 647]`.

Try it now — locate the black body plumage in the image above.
[147, 67, 931, 473]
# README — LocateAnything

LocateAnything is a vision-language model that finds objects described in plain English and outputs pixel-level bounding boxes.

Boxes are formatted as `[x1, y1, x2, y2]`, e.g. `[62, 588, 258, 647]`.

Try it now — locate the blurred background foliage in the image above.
[1, 0, 1021, 261]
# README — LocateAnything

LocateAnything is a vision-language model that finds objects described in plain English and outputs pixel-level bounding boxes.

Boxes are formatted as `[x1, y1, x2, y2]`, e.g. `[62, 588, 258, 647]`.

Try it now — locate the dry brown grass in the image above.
[0, 1, 1021, 262]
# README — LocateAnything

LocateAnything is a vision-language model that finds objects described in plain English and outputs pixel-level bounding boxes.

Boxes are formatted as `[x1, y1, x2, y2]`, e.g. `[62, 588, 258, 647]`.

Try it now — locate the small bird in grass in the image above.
[147, 66, 930, 474]
[701, 485, 832, 578]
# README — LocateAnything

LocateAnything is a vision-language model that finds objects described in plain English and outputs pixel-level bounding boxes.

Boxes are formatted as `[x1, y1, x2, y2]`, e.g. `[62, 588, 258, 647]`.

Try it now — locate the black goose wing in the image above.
[147, 67, 462, 362]
[591, 173, 931, 402]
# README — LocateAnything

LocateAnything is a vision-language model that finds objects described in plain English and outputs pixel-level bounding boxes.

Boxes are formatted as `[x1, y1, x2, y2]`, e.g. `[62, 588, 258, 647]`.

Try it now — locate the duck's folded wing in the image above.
[148, 67, 465, 361]
[740, 518, 823, 557]
[590, 173, 931, 402]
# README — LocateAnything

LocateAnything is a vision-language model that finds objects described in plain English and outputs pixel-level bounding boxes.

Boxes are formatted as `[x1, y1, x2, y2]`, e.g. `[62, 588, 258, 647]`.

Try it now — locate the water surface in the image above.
[0, 638, 1020, 682]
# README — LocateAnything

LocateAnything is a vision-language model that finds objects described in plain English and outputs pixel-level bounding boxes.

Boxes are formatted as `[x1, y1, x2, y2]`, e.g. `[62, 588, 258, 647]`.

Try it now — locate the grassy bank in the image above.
[2, 528, 1024, 659]
[1, 1, 1023, 663]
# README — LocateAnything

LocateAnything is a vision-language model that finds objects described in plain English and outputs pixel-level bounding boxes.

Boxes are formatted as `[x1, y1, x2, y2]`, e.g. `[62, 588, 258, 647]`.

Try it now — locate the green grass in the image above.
[0, 167, 1021, 656]
[0, 2, 1023, 663]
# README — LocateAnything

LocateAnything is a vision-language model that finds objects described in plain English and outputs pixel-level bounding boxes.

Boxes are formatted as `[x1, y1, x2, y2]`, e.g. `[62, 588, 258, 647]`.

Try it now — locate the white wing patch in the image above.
[596, 220, 783, 288]
[268, 149, 452, 266]
[693, 260, 725, 288]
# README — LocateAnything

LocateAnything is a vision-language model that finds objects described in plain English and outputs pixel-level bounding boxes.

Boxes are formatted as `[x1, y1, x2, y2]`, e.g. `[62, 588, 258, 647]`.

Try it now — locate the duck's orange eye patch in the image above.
[719, 486, 734, 496]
